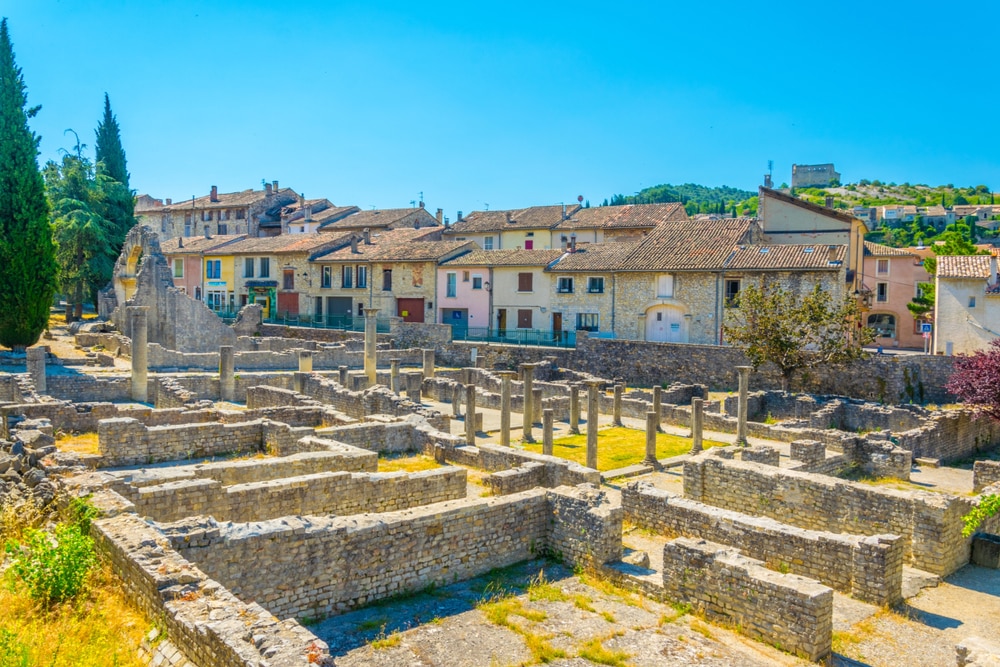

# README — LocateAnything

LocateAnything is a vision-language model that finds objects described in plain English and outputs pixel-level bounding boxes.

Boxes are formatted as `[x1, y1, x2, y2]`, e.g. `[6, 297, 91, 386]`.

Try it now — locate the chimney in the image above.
[827, 245, 837, 262]
[991, 255, 998, 283]
[165, 198, 172, 205]
[418, 201, 425, 209]
[570, 232, 577, 253]
[436, 208, 443, 224]
[178, 236, 183, 248]
[506, 212, 513, 224]
[272, 180, 279, 192]
[210, 185, 219, 202]
[204, 225, 211, 239]
[562, 204, 567, 220]
[763, 174, 772, 189]
[265, 182, 272, 196]
[298, 193, 305, 207]
[457, 211, 463, 222]
[363, 228, 371, 245]
[825, 196, 834, 208]
[351, 235, 359, 253]
[305, 204, 312, 222]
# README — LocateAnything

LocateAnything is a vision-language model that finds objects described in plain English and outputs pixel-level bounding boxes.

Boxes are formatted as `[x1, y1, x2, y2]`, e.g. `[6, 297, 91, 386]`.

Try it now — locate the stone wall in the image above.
[299, 375, 447, 430]
[439, 440, 601, 489]
[129, 467, 467, 523]
[974, 461, 1000, 493]
[683, 455, 971, 575]
[46, 374, 132, 403]
[622, 482, 903, 605]
[98, 418, 264, 467]
[661, 537, 832, 662]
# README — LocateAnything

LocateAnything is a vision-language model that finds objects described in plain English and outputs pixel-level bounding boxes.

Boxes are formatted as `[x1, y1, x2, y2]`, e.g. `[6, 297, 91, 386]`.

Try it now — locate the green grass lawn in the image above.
[522, 427, 724, 471]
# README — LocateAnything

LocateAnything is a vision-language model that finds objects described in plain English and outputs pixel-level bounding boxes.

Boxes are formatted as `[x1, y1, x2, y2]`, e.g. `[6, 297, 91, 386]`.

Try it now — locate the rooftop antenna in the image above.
[484, 203, 489, 211]
[418, 191, 424, 204]
[410, 200, 416, 207]
[767, 160, 774, 179]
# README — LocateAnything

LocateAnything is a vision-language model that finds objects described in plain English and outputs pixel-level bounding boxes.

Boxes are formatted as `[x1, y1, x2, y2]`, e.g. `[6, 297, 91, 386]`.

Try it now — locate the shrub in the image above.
[5, 523, 96, 604]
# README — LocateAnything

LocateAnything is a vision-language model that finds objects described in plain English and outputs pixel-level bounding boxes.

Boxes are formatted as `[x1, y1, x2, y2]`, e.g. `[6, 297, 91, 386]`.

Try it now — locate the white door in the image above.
[646, 306, 686, 342]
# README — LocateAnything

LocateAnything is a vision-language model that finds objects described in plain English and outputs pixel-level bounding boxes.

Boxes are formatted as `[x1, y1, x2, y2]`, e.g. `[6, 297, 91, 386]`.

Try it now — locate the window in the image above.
[472, 274, 483, 290]
[202, 210, 212, 222]
[446, 272, 457, 297]
[356, 265, 367, 288]
[184, 216, 192, 237]
[969, 296, 977, 308]
[462, 271, 470, 282]
[867, 313, 896, 338]
[382, 269, 392, 291]
[220, 210, 230, 221]
[207, 291, 225, 311]
[314, 296, 323, 316]
[342, 265, 353, 288]
[321, 266, 332, 288]
[172, 259, 183, 278]
[524, 240, 534, 250]
[587, 277, 605, 294]
[576, 313, 599, 332]
[517, 272, 533, 292]
[357, 302, 364, 316]
[218, 223, 227, 235]
[725, 279, 741, 307]
[259, 258, 270, 278]
[557, 277, 574, 293]
[657, 274, 674, 298]
[283, 269, 294, 290]
[876, 259, 889, 276]
[483, 237, 494, 250]
[876, 282, 888, 302]
[244, 257, 254, 278]
[160, 215, 167, 233]
[517, 309, 533, 329]
[206, 260, 221, 279]
[236, 209, 245, 220]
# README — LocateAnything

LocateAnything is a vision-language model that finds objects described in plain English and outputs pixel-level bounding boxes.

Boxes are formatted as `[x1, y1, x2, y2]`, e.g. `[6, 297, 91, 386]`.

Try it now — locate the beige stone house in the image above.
[135, 181, 298, 239]
[308, 228, 464, 323]
[443, 205, 581, 251]
[934, 254, 1000, 355]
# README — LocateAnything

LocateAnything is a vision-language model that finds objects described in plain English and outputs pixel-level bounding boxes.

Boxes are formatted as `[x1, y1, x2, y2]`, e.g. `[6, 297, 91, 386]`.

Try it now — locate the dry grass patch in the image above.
[523, 427, 724, 471]
[55, 432, 100, 456]
[377, 454, 441, 474]
[576, 633, 631, 666]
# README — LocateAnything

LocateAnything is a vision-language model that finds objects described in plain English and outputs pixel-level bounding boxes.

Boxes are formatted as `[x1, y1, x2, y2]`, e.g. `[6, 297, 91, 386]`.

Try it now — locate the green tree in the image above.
[0, 19, 57, 349]
[93, 93, 134, 276]
[43, 135, 114, 321]
[723, 283, 875, 390]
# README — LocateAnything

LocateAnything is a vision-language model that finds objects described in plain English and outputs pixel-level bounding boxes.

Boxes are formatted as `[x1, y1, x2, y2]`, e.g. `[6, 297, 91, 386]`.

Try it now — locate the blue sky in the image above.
[6, 1, 999, 216]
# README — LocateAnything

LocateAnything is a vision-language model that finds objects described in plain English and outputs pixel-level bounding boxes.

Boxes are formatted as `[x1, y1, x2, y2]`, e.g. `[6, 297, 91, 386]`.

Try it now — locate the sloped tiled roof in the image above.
[937, 255, 992, 279]
[725, 244, 845, 270]
[221, 232, 353, 256]
[864, 241, 916, 258]
[617, 219, 756, 271]
[319, 207, 438, 231]
[160, 234, 246, 255]
[160, 187, 297, 211]
[554, 203, 689, 231]
[440, 249, 565, 268]
[548, 243, 642, 272]
[445, 204, 581, 234]
[314, 237, 472, 263]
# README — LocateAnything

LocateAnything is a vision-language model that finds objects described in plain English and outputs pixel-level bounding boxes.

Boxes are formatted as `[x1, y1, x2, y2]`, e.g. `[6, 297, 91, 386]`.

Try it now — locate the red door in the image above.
[396, 298, 425, 322]
[277, 292, 299, 317]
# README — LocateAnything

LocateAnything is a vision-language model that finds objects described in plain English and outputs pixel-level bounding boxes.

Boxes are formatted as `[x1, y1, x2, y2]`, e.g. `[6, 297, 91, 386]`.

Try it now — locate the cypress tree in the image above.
[0, 19, 57, 349]
[94, 93, 134, 277]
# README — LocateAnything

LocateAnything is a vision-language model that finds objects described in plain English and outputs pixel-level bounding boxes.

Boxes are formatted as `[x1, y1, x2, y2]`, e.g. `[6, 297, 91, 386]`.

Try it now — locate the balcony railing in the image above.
[451, 326, 577, 348]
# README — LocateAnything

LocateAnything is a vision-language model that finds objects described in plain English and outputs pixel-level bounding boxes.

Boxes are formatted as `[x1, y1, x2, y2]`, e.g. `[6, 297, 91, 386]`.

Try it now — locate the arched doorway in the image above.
[646, 305, 687, 343]
[867, 313, 897, 340]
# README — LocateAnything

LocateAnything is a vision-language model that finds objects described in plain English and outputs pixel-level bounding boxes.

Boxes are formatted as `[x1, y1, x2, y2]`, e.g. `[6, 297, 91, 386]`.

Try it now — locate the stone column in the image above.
[569, 385, 581, 434]
[521, 363, 536, 443]
[543, 408, 554, 456]
[219, 346, 235, 402]
[422, 348, 435, 378]
[338, 365, 349, 386]
[406, 373, 421, 403]
[364, 307, 379, 386]
[293, 371, 307, 394]
[586, 380, 600, 470]
[644, 411, 659, 467]
[691, 397, 704, 453]
[389, 358, 401, 394]
[465, 384, 477, 445]
[298, 350, 313, 373]
[26, 347, 47, 394]
[129, 306, 149, 403]
[532, 388, 543, 427]
[613, 383, 623, 426]
[652, 385, 663, 432]
[736, 365, 751, 446]
[452, 382, 463, 417]
[498, 370, 516, 447]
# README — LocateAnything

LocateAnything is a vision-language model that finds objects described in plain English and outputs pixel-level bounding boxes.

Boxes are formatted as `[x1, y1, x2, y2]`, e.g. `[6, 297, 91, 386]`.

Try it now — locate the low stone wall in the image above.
[98, 418, 264, 467]
[974, 461, 1000, 494]
[661, 537, 832, 662]
[92, 513, 333, 666]
[622, 482, 903, 605]
[684, 455, 971, 575]
[46, 374, 133, 403]
[163, 485, 620, 622]
[439, 441, 601, 490]
[131, 467, 467, 523]
[300, 375, 447, 431]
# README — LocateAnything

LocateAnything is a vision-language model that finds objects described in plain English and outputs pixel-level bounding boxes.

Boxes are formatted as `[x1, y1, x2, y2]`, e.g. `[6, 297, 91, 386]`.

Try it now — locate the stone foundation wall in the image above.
[46, 374, 133, 402]
[622, 482, 903, 605]
[440, 441, 601, 489]
[98, 418, 264, 467]
[300, 375, 446, 430]
[974, 461, 1000, 493]
[661, 537, 832, 662]
[683, 455, 971, 575]
[131, 467, 467, 523]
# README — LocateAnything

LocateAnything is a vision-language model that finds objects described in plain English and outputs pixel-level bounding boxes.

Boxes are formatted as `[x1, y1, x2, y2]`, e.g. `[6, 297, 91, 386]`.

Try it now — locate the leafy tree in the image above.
[954, 194, 969, 206]
[723, 283, 875, 390]
[93, 93, 134, 276]
[43, 135, 114, 321]
[907, 281, 935, 321]
[0, 19, 57, 349]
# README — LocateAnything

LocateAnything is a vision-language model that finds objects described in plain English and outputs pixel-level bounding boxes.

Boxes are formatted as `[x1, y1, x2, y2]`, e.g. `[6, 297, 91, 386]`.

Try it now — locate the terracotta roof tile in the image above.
[319, 208, 439, 231]
[445, 204, 581, 234]
[554, 203, 688, 231]
[864, 241, 917, 258]
[937, 255, 992, 279]
[725, 244, 845, 270]
[160, 234, 247, 255]
[548, 243, 642, 272]
[617, 219, 756, 271]
[161, 187, 297, 211]
[314, 232, 472, 262]
[221, 232, 353, 255]
[440, 249, 565, 267]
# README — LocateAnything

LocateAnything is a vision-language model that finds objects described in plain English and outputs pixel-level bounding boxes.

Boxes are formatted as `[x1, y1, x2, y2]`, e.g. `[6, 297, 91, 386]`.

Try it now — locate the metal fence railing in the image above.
[451, 326, 577, 348]
[263, 312, 391, 333]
